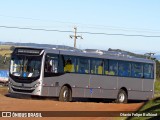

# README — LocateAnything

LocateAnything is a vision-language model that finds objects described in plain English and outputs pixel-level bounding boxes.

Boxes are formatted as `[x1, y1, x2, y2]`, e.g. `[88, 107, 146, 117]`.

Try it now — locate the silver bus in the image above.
[8, 47, 156, 103]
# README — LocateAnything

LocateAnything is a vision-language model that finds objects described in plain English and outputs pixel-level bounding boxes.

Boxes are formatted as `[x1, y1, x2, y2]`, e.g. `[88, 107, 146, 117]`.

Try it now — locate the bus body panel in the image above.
[143, 79, 154, 92]
[128, 91, 153, 100]
[41, 74, 119, 99]
[118, 77, 143, 91]
[42, 74, 90, 97]
[41, 74, 154, 100]
[89, 75, 118, 99]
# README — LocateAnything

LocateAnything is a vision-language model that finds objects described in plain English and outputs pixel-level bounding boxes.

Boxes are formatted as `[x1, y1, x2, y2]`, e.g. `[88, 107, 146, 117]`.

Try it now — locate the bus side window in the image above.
[77, 57, 90, 74]
[91, 59, 103, 75]
[104, 60, 109, 75]
[109, 60, 118, 76]
[144, 64, 154, 79]
[132, 63, 143, 78]
[118, 61, 131, 77]
[44, 54, 58, 75]
[63, 56, 76, 73]
[45, 60, 51, 72]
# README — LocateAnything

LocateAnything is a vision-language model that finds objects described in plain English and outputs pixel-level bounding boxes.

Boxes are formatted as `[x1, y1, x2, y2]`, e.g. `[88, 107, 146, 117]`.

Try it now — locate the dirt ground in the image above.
[0, 88, 144, 120]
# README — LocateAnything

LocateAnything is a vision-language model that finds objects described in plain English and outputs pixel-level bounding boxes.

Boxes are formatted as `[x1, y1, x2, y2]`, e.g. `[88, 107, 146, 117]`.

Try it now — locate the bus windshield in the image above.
[10, 55, 42, 78]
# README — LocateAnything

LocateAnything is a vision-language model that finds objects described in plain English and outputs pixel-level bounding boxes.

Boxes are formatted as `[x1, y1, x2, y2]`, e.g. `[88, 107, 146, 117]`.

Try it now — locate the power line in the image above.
[0, 25, 73, 33]
[1, 14, 160, 34]
[83, 26, 160, 34]
[0, 25, 160, 38]
[78, 31, 160, 37]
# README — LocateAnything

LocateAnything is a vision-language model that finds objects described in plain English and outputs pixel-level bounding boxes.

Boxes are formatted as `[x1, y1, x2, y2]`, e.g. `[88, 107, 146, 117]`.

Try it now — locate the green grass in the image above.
[0, 45, 11, 69]
[0, 45, 12, 56]
[155, 80, 160, 91]
[128, 98, 160, 120]
[0, 45, 11, 49]
[0, 50, 12, 56]
[154, 79, 160, 97]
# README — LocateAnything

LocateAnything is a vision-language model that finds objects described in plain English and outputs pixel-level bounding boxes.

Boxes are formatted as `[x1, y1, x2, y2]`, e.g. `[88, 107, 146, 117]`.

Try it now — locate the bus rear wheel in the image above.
[59, 86, 72, 102]
[116, 89, 128, 103]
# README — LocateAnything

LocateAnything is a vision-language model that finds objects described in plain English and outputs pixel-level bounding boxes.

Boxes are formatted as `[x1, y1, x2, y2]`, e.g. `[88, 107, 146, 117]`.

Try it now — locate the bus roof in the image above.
[14, 46, 155, 64]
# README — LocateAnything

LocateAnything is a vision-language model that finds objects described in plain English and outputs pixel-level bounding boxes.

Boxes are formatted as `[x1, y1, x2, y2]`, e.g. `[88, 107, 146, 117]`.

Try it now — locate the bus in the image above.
[8, 47, 156, 103]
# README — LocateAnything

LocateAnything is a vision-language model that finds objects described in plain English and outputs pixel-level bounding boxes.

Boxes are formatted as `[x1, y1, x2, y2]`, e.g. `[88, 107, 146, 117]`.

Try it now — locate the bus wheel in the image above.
[59, 86, 72, 102]
[116, 89, 128, 103]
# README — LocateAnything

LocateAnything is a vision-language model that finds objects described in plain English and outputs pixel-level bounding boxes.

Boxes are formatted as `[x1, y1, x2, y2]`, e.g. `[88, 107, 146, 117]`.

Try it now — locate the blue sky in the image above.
[0, 0, 160, 53]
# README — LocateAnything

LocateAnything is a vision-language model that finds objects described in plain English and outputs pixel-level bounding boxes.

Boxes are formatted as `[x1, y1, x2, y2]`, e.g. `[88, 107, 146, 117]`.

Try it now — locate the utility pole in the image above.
[70, 27, 83, 48]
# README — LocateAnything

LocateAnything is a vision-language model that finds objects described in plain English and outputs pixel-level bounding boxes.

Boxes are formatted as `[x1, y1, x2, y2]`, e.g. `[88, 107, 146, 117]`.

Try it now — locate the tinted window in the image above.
[10, 55, 42, 78]
[132, 63, 143, 78]
[77, 57, 90, 74]
[109, 60, 118, 76]
[91, 59, 103, 75]
[63, 56, 76, 72]
[104, 60, 109, 75]
[118, 61, 131, 77]
[144, 64, 154, 79]
[44, 54, 58, 75]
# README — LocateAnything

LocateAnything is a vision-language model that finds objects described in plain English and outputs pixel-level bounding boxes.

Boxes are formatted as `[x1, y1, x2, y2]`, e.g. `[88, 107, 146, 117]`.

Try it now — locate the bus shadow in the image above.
[5, 93, 59, 101]
[72, 98, 111, 103]
[4, 93, 146, 104]
[72, 98, 145, 104]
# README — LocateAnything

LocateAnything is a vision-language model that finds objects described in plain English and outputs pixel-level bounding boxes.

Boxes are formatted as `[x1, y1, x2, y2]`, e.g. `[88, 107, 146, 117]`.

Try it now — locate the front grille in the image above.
[12, 87, 35, 93]
[10, 74, 39, 83]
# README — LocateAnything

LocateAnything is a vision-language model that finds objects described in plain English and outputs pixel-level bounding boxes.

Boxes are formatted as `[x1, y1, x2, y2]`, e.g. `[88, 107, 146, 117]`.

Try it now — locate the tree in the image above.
[10, 46, 15, 51]
[156, 60, 160, 79]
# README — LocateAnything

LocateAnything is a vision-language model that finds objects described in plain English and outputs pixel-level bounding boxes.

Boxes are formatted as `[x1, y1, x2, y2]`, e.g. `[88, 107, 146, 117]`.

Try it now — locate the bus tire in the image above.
[116, 89, 128, 103]
[59, 86, 72, 102]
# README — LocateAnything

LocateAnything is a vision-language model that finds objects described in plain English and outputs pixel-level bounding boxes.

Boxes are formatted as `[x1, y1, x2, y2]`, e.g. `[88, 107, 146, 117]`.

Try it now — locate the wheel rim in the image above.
[119, 93, 125, 103]
[63, 90, 68, 100]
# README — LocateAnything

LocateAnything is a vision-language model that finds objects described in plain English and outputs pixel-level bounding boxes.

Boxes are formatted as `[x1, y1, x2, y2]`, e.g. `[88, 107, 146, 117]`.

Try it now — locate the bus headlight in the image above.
[34, 82, 41, 88]
[9, 80, 13, 85]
